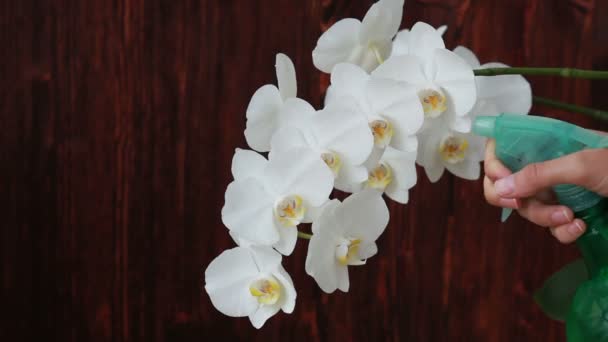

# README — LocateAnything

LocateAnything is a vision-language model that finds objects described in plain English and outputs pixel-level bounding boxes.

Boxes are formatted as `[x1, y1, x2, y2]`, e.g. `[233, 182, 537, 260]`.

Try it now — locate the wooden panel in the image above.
[1, 0, 606, 341]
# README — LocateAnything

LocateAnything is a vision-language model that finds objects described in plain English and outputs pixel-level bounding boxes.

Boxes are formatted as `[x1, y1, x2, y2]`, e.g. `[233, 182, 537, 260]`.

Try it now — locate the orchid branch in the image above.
[474, 67, 608, 79]
[533, 96, 608, 122]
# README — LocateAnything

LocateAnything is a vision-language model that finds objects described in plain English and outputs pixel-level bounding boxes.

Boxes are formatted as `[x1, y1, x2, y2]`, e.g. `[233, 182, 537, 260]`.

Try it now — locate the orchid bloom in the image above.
[204, 246, 296, 329]
[270, 99, 374, 188]
[416, 116, 486, 182]
[312, 0, 404, 73]
[327, 63, 424, 152]
[222, 148, 334, 256]
[245, 53, 310, 152]
[373, 22, 477, 133]
[305, 190, 389, 293]
[364, 146, 417, 204]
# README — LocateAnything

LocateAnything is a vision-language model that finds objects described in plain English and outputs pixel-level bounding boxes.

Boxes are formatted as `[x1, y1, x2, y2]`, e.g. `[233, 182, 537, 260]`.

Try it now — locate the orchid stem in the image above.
[532, 96, 608, 122]
[474, 67, 608, 79]
[297, 231, 312, 240]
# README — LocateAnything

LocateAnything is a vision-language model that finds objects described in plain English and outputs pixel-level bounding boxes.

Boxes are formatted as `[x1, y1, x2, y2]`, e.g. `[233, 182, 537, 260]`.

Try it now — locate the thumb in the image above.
[493, 150, 599, 199]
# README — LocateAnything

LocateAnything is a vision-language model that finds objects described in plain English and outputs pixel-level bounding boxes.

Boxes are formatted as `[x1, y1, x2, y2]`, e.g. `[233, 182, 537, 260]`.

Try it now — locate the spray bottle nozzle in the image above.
[472, 116, 496, 138]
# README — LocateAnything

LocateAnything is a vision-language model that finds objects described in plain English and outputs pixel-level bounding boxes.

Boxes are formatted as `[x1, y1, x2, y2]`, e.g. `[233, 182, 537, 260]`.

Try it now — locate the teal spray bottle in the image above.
[473, 114, 608, 341]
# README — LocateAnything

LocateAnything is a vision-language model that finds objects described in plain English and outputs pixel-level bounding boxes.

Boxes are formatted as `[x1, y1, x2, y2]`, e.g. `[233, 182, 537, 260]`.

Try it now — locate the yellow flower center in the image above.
[249, 277, 281, 305]
[335, 238, 362, 266]
[439, 135, 469, 164]
[419, 89, 447, 118]
[274, 195, 306, 227]
[366, 163, 392, 190]
[321, 151, 342, 177]
[369, 119, 394, 148]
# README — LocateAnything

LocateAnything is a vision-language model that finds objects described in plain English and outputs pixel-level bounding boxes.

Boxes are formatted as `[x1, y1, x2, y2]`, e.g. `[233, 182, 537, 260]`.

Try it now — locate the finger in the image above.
[516, 199, 573, 227]
[494, 150, 598, 199]
[484, 176, 519, 209]
[484, 139, 511, 181]
[549, 219, 586, 244]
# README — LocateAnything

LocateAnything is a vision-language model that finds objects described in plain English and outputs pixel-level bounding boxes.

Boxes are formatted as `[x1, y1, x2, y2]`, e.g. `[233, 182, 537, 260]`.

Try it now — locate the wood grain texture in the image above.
[1, 0, 607, 341]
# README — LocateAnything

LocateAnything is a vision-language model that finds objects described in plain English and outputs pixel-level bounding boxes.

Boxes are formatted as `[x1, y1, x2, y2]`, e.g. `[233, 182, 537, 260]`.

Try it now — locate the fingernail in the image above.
[495, 175, 515, 197]
[567, 221, 585, 236]
[498, 198, 519, 209]
[551, 210, 571, 225]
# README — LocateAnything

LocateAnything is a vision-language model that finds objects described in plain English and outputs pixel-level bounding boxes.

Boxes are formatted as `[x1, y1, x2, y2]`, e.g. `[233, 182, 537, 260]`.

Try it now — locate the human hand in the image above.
[483, 139, 608, 244]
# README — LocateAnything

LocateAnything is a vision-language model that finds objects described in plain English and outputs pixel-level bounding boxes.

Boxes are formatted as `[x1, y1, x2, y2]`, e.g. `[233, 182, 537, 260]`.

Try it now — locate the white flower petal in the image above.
[446, 160, 481, 180]
[276, 53, 297, 100]
[336, 190, 389, 242]
[385, 183, 409, 204]
[417, 127, 445, 183]
[358, 242, 378, 260]
[204, 247, 260, 317]
[313, 18, 362, 73]
[231, 148, 268, 181]
[383, 146, 417, 198]
[245, 85, 283, 152]
[265, 148, 334, 206]
[372, 54, 427, 85]
[335, 163, 368, 193]
[433, 49, 477, 116]
[424, 163, 445, 183]
[360, 0, 403, 45]
[437, 25, 448, 36]
[275, 265, 297, 314]
[303, 199, 331, 223]
[279, 97, 315, 130]
[249, 245, 282, 272]
[476, 62, 532, 114]
[330, 63, 370, 101]
[222, 179, 279, 245]
[453, 45, 481, 68]
[273, 226, 298, 256]
[408, 22, 446, 60]
[269, 126, 312, 158]
[305, 231, 342, 293]
[314, 101, 374, 165]
[366, 79, 425, 149]
[391, 29, 410, 56]
[249, 304, 280, 329]
[336, 264, 350, 292]
[445, 107, 472, 133]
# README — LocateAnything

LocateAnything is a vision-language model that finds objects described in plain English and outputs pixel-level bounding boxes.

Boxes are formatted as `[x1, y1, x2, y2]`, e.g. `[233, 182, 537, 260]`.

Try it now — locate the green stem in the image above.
[474, 67, 608, 79]
[533, 96, 608, 122]
[297, 231, 312, 240]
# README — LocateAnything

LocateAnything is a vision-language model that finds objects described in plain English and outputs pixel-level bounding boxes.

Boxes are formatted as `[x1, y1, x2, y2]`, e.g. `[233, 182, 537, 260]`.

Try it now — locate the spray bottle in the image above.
[473, 113, 608, 341]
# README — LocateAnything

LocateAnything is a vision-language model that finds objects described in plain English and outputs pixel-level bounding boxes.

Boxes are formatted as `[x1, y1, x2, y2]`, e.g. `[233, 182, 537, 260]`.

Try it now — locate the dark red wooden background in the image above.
[2, 0, 608, 341]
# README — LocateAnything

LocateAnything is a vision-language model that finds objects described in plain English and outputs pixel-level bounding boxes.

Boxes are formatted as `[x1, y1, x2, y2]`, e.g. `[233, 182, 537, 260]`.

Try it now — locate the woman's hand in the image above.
[483, 139, 608, 244]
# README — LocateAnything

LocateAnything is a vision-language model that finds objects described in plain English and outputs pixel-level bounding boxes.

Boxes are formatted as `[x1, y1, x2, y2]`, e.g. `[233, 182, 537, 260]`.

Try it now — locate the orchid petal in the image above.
[446, 160, 481, 180]
[360, 0, 403, 45]
[273, 226, 298, 256]
[453, 45, 481, 68]
[265, 148, 334, 207]
[222, 179, 278, 245]
[372, 54, 427, 85]
[433, 49, 477, 116]
[336, 190, 389, 242]
[476, 62, 532, 114]
[313, 18, 361, 73]
[231, 148, 268, 181]
[408, 22, 446, 60]
[245, 84, 283, 152]
[276, 53, 297, 100]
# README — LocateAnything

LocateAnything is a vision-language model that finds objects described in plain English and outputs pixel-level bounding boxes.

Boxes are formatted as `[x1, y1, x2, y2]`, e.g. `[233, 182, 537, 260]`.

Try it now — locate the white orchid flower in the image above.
[245, 53, 311, 152]
[305, 190, 389, 293]
[222, 147, 334, 256]
[373, 23, 476, 133]
[417, 117, 485, 182]
[453, 45, 532, 117]
[204, 246, 296, 329]
[270, 99, 374, 190]
[312, 0, 404, 73]
[364, 146, 417, 204]
[327, 63, 424, 153]
[392, 24, 448, 57]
